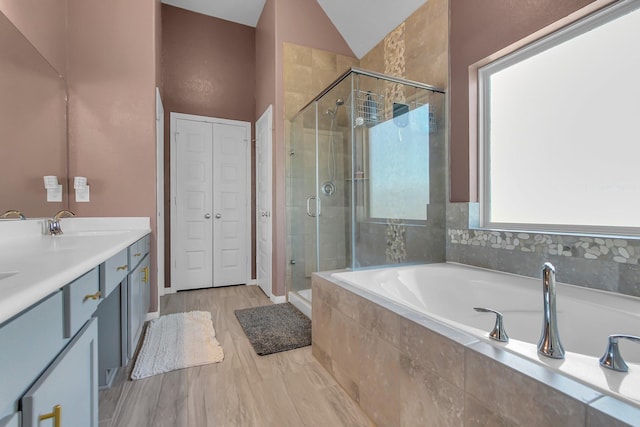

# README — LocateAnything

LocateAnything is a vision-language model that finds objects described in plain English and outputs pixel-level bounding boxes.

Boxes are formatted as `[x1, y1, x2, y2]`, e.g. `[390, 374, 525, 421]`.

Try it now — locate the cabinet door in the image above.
[140, 255, 150, 317]
[94, 285, 123, 388]
[21, 319, 98, 427]
[0, 292, 65, 419]
[127, 254, 150, 359]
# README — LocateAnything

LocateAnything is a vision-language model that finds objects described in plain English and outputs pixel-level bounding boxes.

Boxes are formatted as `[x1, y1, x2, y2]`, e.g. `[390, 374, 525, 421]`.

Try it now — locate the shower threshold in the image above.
[289, 289, 312, 319]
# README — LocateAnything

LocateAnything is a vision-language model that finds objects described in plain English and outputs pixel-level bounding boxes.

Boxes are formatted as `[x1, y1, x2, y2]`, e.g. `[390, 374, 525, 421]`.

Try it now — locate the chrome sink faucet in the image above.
[538, 262, 565, 359]
[47, 210, 75, 235]
[1, 209, 26, 220]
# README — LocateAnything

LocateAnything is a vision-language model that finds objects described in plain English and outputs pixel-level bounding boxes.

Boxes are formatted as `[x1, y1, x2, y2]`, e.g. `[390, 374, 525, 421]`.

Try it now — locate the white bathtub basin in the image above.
[331, 262, 640, 406]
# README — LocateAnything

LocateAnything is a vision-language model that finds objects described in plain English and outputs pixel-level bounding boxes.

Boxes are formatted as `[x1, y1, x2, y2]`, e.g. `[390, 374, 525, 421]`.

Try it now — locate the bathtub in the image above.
[331, 262, 640, 407]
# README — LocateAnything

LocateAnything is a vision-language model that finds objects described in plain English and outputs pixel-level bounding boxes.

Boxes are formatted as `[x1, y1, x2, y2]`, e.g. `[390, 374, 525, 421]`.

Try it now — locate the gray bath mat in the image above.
[234, 303, 311, 356]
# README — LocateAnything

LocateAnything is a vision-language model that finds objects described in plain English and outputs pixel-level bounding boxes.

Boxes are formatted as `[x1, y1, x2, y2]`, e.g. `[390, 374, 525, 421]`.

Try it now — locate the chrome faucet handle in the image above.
[599, 334, 640, 372]
[47, 219, 62, 235]
[474, 307, 509, 343]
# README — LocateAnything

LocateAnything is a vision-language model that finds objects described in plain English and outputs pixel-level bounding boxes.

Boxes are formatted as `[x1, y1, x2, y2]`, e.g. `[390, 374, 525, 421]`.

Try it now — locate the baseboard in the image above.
[145, 311, 159, 321]
[270, 294, 286, 304]
[162, 286, 176, 295]
[246, 279, 257, 286]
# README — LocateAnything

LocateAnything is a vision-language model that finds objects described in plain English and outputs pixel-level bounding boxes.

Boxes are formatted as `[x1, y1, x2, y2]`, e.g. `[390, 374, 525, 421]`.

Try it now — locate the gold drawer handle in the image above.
[142, 266, 149, 283]
[117, 264, 128, 271]
[39, 404, 61, 427]
[84, 291, 101, 301]
[134, 252, 142, 257]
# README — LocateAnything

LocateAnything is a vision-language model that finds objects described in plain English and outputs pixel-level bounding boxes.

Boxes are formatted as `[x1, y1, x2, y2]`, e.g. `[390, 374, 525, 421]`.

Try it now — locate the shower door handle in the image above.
[306, 196, 321, 217]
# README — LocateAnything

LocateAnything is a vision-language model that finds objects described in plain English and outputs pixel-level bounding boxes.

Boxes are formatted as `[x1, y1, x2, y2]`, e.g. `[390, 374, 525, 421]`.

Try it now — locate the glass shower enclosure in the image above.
[286, 68, 446, 315]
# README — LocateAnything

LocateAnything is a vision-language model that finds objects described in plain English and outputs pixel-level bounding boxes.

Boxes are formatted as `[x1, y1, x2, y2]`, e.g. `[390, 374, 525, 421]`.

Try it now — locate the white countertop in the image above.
[0, 217, 151, 325]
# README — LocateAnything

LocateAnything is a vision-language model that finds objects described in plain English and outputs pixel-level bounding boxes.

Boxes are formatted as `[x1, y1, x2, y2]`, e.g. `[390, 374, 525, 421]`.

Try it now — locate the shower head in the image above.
[324, 99, 345, 118]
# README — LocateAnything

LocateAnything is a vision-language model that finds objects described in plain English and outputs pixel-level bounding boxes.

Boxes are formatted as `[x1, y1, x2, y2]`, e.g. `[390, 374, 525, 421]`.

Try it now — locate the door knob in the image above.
[215, 213, 222, 219]
[204, 213, 212, 219]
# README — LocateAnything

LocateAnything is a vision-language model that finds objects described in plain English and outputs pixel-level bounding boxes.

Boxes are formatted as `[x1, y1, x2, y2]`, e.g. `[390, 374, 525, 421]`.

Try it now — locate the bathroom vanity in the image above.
[0, 218, 151, 427]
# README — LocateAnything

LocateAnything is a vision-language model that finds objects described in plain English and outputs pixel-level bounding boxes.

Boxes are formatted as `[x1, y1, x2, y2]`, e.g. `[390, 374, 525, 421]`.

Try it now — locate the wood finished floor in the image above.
[99, 285, 374, 427]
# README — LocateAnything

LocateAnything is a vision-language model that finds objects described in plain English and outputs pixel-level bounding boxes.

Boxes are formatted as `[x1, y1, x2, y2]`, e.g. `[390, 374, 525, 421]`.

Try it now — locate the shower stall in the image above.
[286, 68, 446, 315]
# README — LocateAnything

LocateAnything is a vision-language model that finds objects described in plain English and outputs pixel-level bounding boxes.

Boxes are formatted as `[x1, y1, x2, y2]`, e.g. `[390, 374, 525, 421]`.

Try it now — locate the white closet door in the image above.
[174, 118, 214, 290]
[172, 114, 249, 291]
[212, 122, 248, 287]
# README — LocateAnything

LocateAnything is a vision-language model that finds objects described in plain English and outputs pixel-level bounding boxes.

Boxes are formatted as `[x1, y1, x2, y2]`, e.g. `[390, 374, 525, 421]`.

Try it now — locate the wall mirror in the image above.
[0, 10, 67, 219]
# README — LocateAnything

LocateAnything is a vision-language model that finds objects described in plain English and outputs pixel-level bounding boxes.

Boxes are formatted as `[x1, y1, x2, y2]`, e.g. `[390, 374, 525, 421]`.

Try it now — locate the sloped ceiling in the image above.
[161, 0, 428, 59]
[161, 0, 267, 27]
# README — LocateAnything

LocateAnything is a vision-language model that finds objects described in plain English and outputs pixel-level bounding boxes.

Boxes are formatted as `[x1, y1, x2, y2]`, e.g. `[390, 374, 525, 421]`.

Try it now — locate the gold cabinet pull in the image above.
[142, 266, 149, 283]
[117, 264, 128, 271]
[39, 404, 61, 427]
[134, 252, 142, 257]
[84, 291, 102, 301]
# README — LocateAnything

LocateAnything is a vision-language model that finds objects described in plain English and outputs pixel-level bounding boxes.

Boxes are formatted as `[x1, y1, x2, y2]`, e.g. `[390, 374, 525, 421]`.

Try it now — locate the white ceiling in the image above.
[161, 0, 428, 59]
[162, 0, 267, 28]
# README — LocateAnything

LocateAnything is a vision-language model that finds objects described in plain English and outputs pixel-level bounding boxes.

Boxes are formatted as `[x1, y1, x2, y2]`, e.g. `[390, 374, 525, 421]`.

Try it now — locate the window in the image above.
[479, 0, 640, 235]
[369, 103, 430, 220]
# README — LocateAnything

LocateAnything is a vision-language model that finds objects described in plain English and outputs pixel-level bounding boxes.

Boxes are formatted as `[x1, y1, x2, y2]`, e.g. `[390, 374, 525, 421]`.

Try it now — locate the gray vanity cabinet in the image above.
[21, 319, 98, 427]
[0, 231, 151, 427]
[0, 269, 100, 427]
[0, 292, 66, 423]
[127, 251, 150, 360]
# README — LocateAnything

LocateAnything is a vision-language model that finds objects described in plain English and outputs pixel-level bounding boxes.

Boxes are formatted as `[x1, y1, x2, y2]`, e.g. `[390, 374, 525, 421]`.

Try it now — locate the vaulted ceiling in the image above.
[160, 0, 428, 58]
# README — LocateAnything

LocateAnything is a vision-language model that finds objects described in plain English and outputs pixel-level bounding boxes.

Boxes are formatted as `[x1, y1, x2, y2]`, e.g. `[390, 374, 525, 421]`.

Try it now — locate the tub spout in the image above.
[538, 262, 565, 359]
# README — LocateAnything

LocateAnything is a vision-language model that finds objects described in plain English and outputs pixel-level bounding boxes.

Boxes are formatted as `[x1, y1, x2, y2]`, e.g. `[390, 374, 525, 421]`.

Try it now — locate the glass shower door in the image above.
[288, 103, 318, 302]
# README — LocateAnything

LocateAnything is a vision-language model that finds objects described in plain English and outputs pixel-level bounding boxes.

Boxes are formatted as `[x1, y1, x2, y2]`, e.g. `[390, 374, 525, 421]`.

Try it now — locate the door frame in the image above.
[255, 105, 272, 298]
[169, 112, 252, 292]
[154, 87, 164, 316]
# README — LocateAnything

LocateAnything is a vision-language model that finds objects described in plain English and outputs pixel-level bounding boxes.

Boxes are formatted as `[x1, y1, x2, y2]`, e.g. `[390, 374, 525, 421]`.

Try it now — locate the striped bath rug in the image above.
[131, 311, 224, 379]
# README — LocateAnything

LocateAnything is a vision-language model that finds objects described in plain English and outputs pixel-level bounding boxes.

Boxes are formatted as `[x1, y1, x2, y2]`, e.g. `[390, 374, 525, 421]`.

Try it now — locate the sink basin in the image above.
[0, 271, 18, 281]
[62, 230, 132, 237]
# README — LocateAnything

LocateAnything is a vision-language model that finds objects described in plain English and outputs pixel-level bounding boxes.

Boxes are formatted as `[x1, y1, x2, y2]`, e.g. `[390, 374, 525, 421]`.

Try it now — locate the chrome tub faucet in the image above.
[47, 210, 75, 235]
[538, 262, 565, 359]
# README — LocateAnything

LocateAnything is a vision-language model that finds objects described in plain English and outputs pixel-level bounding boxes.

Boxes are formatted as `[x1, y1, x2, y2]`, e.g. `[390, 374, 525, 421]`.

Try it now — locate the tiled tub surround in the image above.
[447, 203, 640, 298]
[312, 272, 640, 427]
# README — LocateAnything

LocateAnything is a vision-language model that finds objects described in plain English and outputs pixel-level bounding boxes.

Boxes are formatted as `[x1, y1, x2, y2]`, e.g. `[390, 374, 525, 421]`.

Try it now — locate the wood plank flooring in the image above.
[99, 285, 374, 427]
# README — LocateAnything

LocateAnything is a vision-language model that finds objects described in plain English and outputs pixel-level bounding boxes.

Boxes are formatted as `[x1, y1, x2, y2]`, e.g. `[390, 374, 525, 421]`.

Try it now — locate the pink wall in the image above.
[255, 0, 277, 119]
[0, 0, 67, 75]
[162, 5, 255, 122]
[0, 9, 66, 217]
[255, 0, 355, 296]
[67, 0, 159, 310]
[449, 0, 596, 202]
[161, 4, 257, 283]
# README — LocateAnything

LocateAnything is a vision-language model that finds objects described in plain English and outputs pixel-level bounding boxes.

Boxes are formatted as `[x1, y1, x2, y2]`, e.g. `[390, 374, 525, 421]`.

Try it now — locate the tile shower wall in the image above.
[351, 0, 448, 268]
[284, 43, 357, 295]
[447, 203, 640, 298]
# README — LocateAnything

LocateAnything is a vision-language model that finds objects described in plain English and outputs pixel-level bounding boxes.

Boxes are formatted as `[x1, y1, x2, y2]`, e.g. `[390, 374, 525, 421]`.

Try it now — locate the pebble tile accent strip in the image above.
[448, 229, 639, 265]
